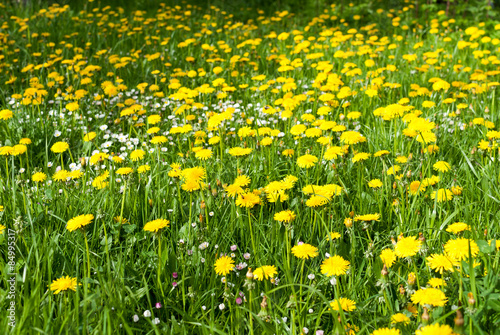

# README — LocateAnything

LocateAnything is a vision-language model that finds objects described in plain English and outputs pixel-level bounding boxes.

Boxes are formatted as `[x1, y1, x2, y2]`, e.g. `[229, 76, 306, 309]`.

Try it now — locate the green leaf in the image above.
[476, 239, 494, 254]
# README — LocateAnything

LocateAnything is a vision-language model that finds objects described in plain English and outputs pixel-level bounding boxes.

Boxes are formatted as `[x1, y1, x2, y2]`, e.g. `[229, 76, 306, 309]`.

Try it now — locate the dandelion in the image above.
[291, 243, 318, 259]
[320, 255, 350, 276]
[66, 214, 94, 232]
[51, 141, 69, 153]
[444, 238, 479, 261]
[415, 324, 456, 335]
[329, 298, 356, 312]
[235, 192, 260, 208]
[116, 167, 134, 175]
[371, 329, 400, 335]
[394, 236, 422, 258]
[274, 210, 296, 223]
[143, 219, 170, 233]
[49, 276, 79, 294]
[214, 256, 235, 276]
[433, 161, 451, 172]
[297, 154, 318, 168]
[32, 172, 47, 182]
[253, 265, 278, 280]
[411, 288, 448, 307]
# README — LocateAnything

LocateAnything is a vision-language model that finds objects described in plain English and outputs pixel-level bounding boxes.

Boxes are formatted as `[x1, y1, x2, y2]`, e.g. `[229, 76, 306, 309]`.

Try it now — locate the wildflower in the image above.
[415, 324, 455, 335]
[426, 254, 458, 274]
[433, 161, 451, 172]
[253, 265, 278, 280]
[274, 210, 296, 223]
[214, 256, 235, 276]
[329, 298, 356, 312]
[371, 329, 400, 335]
[320, 255, 350, 276]
[116, 167, 134, 175]
[380, 249, 397, 268]
[446, 222, 470, 234]
[235, 192, 260, 208]
[51, 141, 69, 153]
[368, 179, 383, 188]
[291, 243, 318, 259]
[444, 238, 479, 261]
[394, 236, 422, 258]
[84, 132, 97, 141]
[49, 276, 79, 294]
[130, 149, 145, 161]
[411, 288, 448, 307]
[143, 219, 170, 233]
[354, 213, 380, 221]
[297, 154, 318, 168]
[195, 149, 212, 160]
[0, 109, 13, 120]
[66, 214, 94, 232]
[32, 172, 47, 182]
[340, 131, 365, 144]
[390, 313, 410, 324]
[137, 165, 151, 174]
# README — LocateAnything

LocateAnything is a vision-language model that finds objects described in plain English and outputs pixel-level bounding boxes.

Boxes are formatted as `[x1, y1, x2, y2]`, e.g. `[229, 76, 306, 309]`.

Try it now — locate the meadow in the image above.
[0, 0, 500, 334]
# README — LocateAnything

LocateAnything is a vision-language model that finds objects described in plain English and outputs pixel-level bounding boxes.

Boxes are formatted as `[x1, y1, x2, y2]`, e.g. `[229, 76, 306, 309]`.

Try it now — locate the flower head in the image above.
[253, 265, 278, 281]
[321, 255, 350, 276]
[143, 219, 170, 233]
[66, 214, 94, 232]
[330, 298, 356, 312]
[291, 243, 318, 259]
[411, 288, 448, 307]
[49, 276, 79, 294]
[51, 141, 69, 154]
[395, 236, 422, 258]
[214, 255, 235, 276]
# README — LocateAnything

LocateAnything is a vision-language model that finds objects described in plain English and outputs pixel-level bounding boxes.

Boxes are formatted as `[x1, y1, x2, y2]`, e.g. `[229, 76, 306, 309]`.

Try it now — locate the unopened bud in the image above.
[468, 292, 475, 305]
[148, 199, 153, 207]
[381, 264, 388, 276]
[454, 308, 464, 327]
[408, 272, 416, 286]
[200, 200, 206, 209]
[422, 307, 430, 322]
[246, 268, 254, 280]
[199, 214, 204, 223]
[419, 232, 425, 242]
[260, 296, 268, 309]
[399, 284, 405, 295]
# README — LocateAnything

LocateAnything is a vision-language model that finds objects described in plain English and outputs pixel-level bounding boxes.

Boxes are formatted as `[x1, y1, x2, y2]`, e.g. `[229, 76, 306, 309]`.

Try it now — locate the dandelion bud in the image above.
[216, 179, 221, 187]
[199, 214, 204, 223]
[349, 211, 354, 218]
[391, 237, 397, 246]
[211, 188, 218, 196]
[467, 292, 475, 305]
[200, 200, 206, 209]
[485, 107, 490, 113]
[408, 272, 416, 286]
[246, 268, 254, 280]
[399, 284, 405, 295]
[149, 199, 153, 207]
[260, 296, 268, 309]
[484, 229, 488, 237]
[381, 264, 388, 276]
[393, 182, 397, 190]
[422, 307, 430, 322]
[419, 232, 425, 242]
[454, 308, 464, 327]
[406, 170, 411, 178]
[344, 218, 353, 228]
[79, 157, 86, 167]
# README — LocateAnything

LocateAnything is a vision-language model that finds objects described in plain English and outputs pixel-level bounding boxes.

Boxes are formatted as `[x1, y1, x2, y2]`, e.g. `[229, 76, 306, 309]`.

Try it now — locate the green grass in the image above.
[0, 0, 500, 334]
